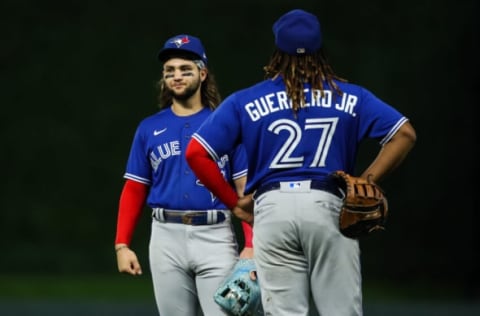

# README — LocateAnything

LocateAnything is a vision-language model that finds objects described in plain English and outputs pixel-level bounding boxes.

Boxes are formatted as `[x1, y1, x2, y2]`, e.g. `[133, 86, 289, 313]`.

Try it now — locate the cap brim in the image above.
[157, 48, 202, 62]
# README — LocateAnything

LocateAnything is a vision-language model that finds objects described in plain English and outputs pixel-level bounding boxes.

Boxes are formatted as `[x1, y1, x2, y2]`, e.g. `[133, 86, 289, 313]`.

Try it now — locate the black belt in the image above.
[254, 180, 343, 199]
[152, 208, 228, 225]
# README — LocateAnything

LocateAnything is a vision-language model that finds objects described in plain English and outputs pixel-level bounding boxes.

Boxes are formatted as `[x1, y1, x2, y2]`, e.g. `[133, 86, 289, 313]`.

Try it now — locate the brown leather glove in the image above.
[331, 170, 388, 238]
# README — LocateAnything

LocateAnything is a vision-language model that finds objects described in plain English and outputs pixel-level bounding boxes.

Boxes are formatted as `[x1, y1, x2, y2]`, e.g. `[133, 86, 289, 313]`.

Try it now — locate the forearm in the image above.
[361, 121, 416, 182]
[115, 179, 148, 246]
[186, 139, 238, 209]
[242, 221, 253, 247]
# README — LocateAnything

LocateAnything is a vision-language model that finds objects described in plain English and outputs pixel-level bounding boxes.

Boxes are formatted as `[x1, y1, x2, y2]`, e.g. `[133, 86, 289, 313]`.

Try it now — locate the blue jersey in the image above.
[124, 107, 248, 209]
[193, 77, 408, 194]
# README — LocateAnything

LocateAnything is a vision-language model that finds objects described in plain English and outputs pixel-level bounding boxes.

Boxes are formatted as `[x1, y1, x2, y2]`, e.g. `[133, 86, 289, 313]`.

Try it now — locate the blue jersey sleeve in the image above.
[230, 144, 248, 180]
[124, 125, 152, 185]
[193, 94, 243, 161]
[356, 87, 408, 145]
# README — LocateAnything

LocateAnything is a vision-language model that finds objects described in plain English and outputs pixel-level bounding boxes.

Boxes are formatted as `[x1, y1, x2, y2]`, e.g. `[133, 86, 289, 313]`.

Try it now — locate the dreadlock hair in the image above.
[263, 48, 347, 114]
[156, 52, 222, 111]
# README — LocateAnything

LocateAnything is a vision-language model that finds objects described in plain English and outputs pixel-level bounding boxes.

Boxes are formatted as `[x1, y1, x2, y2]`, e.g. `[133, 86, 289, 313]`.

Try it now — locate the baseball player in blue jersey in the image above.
[114, 34, 254, 316]
[186, 9, 416, 316]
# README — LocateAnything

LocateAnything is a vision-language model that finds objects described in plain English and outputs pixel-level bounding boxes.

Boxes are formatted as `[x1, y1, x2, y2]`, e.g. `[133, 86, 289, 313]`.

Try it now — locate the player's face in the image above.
[162, 58, 206, 100]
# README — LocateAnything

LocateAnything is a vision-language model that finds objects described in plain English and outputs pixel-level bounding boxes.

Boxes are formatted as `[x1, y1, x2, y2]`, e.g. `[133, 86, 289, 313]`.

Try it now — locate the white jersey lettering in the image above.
[244, 89, 357, 121]
[149, 140, 181, 171]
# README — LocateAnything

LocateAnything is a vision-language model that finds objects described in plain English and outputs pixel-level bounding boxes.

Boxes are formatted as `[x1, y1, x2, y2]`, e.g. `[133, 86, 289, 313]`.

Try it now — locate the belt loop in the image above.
[158, 208, 166, 221]
[207, 210, 217, 225]
[152, 208, 166, 222]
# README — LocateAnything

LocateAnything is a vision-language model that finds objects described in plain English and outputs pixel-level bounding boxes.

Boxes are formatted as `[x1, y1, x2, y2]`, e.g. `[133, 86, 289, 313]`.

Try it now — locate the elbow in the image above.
[396, 121, 417, 151]
[383, 121, 417, 159]
[402, 121, 417, 148]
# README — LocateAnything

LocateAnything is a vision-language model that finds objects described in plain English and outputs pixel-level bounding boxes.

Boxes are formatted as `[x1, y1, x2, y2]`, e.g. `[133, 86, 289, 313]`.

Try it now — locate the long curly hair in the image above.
[263, 48, 347, 114]
[156, 53, 221, 111]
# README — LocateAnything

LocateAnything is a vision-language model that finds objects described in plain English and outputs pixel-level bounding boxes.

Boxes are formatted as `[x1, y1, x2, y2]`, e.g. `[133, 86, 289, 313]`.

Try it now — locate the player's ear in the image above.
[199, 68, 208, 82]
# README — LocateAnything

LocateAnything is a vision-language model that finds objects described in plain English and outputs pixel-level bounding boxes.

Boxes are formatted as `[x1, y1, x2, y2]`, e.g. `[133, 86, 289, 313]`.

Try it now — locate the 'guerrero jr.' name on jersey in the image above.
[245, 89, 358, 121]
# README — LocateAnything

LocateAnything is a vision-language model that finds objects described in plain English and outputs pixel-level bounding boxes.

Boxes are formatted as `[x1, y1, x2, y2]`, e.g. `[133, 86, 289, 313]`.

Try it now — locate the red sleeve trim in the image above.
[185, 138, 238, 209]
[241, 221, 253, 247]
[114, 179, 148, 245]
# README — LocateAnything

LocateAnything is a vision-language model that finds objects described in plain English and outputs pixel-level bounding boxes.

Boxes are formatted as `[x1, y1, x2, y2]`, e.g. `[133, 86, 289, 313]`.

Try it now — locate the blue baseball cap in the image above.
[157, 34, 208, 65]
[273, 9, 322, 55]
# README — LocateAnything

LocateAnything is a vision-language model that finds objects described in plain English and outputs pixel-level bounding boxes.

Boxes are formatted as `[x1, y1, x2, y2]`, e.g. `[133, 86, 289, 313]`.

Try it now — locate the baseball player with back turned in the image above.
[114, 34, 254, 316]
[186, 9, 416, 316]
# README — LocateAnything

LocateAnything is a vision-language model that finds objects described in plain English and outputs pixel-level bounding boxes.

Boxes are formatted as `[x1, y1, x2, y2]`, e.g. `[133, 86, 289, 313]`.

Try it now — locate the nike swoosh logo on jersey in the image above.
[153, 128, 167, 136]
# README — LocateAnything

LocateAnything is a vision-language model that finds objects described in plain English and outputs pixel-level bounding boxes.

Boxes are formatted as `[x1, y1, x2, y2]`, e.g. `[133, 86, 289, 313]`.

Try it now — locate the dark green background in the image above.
[1, 0, 478, 310]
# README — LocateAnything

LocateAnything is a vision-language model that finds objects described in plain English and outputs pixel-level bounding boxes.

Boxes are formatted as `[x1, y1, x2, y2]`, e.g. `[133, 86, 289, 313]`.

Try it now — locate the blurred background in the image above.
[0, 0, 478, 315]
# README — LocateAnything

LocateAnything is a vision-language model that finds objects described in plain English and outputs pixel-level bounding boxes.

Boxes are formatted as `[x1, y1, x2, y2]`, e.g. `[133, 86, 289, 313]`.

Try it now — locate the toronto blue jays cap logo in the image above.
[170, 36, 191, 48]
[157, 34, 208, 65]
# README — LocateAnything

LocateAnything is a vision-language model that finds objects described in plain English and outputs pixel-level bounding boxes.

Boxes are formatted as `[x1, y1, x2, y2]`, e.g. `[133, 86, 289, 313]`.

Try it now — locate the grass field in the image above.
[1, 274, 479, 316]
[0, 274, 154, 301]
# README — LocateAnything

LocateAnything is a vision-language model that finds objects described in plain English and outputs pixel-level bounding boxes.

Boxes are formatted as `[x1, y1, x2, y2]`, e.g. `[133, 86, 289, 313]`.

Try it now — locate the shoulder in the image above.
[133, 109, 171, 134]
[138, 108, 170, 124]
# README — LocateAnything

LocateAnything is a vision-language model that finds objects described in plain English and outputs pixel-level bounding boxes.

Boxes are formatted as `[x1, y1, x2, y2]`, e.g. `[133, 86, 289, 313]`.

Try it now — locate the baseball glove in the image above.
[214, 259, 263, 316]
[331, 170, 388, 238]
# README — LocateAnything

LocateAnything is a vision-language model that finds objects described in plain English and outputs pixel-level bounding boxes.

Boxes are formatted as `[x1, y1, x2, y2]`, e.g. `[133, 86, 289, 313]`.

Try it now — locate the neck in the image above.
[171, 98, 204, 116]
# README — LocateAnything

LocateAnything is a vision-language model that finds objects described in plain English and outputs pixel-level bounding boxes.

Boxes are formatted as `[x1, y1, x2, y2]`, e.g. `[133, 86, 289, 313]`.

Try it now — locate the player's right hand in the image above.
[237, 194, 254, 213]
[233, 194, 254, 224]
[116, 246, 143, 275]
